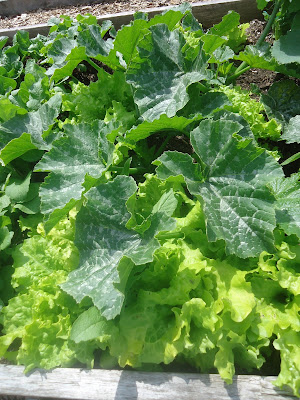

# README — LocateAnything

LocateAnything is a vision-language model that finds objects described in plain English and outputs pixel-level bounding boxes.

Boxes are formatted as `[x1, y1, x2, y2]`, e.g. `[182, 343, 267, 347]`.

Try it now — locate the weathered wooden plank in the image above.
[0, 0, 100, 17]
[0, 365, 297, 400]
[0, 0, 262, 42]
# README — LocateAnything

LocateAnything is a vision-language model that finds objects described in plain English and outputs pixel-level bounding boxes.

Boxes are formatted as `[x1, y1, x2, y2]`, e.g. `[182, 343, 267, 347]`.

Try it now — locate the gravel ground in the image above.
[0, 0, 208, 29]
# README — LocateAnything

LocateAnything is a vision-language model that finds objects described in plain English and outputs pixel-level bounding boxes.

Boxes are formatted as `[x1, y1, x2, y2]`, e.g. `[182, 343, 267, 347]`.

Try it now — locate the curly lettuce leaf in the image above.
[218, 85, 281, 140]
[69, 211, 263, 379]
[62, 70, 136, 125]
[0, 213, 95, 372]
[273, 330, 300, 396]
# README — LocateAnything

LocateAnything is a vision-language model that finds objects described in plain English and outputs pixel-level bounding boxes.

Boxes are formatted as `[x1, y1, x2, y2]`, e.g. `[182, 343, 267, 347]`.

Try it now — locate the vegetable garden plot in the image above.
[0, 0, 300, 398]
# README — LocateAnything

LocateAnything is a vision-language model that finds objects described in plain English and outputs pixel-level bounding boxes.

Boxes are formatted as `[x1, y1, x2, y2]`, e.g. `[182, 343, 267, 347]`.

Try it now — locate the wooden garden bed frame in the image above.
[0, 0, 262, 40]
[0, 365, 298, 399]
[0, 1, 297, 399]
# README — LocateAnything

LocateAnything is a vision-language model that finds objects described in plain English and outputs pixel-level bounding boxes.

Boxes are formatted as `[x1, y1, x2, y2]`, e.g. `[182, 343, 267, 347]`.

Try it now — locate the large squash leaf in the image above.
[268, 173, 300, 238]
[126, 24, 211, 121]
[155, 119, 284, 257]
[35, 121, 114, 231]
[62, 175, 176, 319]
[0, 94, 62, 164]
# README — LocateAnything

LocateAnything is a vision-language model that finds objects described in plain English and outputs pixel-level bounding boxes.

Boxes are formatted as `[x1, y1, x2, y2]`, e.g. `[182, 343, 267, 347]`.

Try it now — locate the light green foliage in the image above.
[0, 212, 94, 371]
[218, 85, 281, 140]
[62, 70, 136, 126]
[70, 203, 300, 388]
[0, 3, 300, 395]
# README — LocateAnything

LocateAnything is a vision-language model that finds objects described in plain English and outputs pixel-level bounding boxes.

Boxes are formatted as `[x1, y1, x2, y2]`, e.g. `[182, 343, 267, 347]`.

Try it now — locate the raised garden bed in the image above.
[0, 0, 102, 17]
[0, 0, 263, 39]
[0, 0, 299, 399]
[0, 365, 298, 399]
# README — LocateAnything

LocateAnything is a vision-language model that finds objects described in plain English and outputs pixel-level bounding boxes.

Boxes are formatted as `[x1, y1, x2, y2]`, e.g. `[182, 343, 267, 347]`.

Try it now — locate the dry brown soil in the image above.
[0, 0, 207, 29]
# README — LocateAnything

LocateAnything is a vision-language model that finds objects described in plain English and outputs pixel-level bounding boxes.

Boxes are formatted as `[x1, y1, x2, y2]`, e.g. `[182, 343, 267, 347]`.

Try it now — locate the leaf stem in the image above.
[156, 231, 184, 240]
[153, 133, 176, 160]
[280, 151, 300, 166]
[256, 0, 282, 47]
[109, 166, 147, 175]
[226, 65, 251, 83]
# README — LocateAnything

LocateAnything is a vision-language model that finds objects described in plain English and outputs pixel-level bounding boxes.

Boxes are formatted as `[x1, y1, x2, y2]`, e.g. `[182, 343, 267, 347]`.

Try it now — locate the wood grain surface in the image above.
[0, 365, 297, 400]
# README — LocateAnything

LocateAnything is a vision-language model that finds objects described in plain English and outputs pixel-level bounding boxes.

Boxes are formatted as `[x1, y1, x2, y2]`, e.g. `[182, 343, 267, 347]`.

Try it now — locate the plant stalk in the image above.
[156, 231, 184, 240]
[153, 134, 174, 160]
[109, 166, 147, 175]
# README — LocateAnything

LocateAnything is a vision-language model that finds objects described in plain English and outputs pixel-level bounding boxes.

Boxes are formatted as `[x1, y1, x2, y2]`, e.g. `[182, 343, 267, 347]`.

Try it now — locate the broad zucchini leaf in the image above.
[35, 121, 114, 230]
[10, 60, 49, 111]
[62, 176, 176, 319]
[126, 114, 194, 142]
[94, 9, 193, 70]
[0, 44, 23, 79]
[281, 115, 300, 143]
[178, 90, 231, 119]
[155, 119, 284, 257]
[271, 29, 300, 65]
[5, 172, 31, 203]
[0, 94, 62, 164]
[77, 24, 113, 59]
[0, 226, 13, 251]
[235, 43, 300, 79]
[208, 11, 240, 37]
[0, 75, 17, 95]
[261, 80, 300, 124]
[268, 173, 300, 238]
[46, 37, 93, 82]
[126, 24, 211, 121]
[92, 19, 150, 70]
